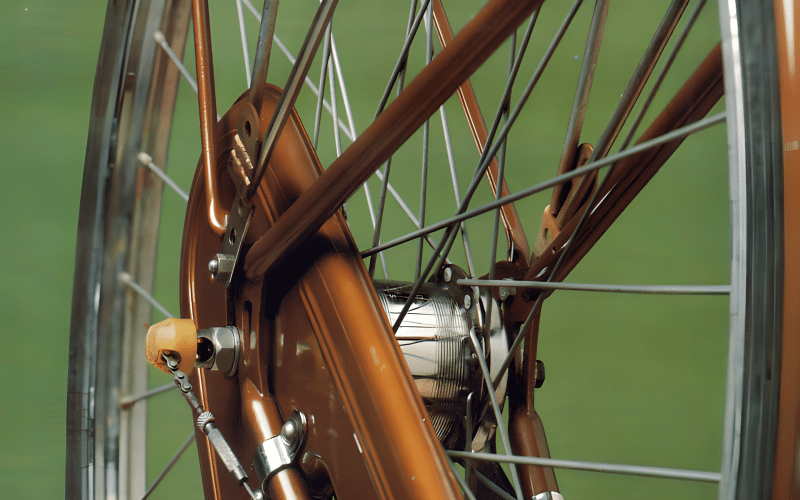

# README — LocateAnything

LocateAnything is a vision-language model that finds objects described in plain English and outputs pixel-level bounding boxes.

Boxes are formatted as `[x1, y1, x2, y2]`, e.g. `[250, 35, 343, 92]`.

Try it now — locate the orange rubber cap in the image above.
[145, 318, 197, 374]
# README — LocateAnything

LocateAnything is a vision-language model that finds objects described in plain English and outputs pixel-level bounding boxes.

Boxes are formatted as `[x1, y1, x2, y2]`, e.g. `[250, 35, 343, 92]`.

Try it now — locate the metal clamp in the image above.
[209, 134, 256, 288]
[253, 411, 307, 491]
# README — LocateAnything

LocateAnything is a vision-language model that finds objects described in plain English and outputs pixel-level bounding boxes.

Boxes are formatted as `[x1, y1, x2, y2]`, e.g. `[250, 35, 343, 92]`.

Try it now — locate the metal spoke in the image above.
[389, 1, 580, 330]
[589, 0, 688, 162]
[328, 33, 342, 157]
[154, 30, 220, 120]
[361, 111, 726, 258]
[249, 0, 339, 198]
[137, 152, 189, 202]
[457, 279, 730, 295]
[368, 0, 420, 278]
[446, 450, 722, 483]
[248, 0, 279, 110]
[493, 108, 723, 387]
[464, 391, 475, 485]
[119, 272, 174, 319]
[312, 24, 333, 149]
[142, 432, 197, 499]
[242, 0, 437, 277]
[236, 0, 252, 87]
[372, 170, 443, 257]
[492, 0, 693, 393]
[440, 105, 477, 278]
[241, 0, 353, 141]
[485, 29, 517, 328]
[468, 328, 523, 500]
[120, 383, 177, 409]
[619, 0, 707, 151]
[328, 33, 358, 140]
[362, 181, 390, 278]
[154, 31, 198, 94]
[374, 0, 433, 117]
[552, 0, 607, 213]
[417, 1, 433, 280]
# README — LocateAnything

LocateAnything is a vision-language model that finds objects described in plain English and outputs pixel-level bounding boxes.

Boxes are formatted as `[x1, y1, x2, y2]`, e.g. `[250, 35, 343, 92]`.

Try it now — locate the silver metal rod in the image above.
[312, 24, 332, 148]
[248, 0, 279, 110]
[446, 450, 722, 483]
[328, 34, 342, 157]
[417, 1, 433, 280]
[249, 0, 339, 198]
[456, 279, 730, 295]
[142, 432, 197, 499]
[119, 272, 174, 318]
[557, 0, 607, 178]
[154, 30, 220, 121]
[236, 0, 252, 86]
[362, 181, 390, 278]
[137, 152, 189, 202]
[329, 33, 358, 140]
[589, 0, 689, 162]
[468, 328, 524, 500]
[368, 0, 584, 308]
[360, 111, 726, 258]
[154, 30, 198, 94]
[120, 382, 177, 408]
[368, 0, 419, 278]
[374, 0, 433, 117]
[439, 105, 477, 278]
[241, 0, 354, 141]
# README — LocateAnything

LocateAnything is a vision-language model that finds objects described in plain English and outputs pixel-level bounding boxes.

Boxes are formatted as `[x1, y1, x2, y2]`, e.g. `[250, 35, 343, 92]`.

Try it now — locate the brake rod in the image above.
[245, 0, 543, 280]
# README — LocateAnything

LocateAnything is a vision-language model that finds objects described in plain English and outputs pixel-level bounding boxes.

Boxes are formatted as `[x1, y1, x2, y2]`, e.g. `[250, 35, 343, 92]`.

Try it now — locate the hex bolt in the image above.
[208, 253, 235, 284]
[443, 267, 453, 283]
[464, 294, 472, 309]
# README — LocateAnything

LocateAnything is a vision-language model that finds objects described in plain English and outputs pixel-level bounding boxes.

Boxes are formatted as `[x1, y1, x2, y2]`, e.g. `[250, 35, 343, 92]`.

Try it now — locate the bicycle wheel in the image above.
[66, 0, 795, 498]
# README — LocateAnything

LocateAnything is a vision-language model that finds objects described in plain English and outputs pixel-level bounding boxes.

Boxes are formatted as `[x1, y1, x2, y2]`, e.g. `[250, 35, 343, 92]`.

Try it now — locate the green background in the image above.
[0, 0, 731, 498]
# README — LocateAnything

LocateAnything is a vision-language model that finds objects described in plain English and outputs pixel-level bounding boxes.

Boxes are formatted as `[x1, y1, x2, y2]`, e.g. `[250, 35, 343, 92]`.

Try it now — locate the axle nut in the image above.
[145, 318, 197, 374]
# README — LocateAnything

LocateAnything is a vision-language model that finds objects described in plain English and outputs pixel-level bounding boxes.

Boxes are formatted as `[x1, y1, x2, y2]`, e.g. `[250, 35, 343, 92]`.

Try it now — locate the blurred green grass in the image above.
[0, 1, 107, 498]
[0, 0, 730, 498]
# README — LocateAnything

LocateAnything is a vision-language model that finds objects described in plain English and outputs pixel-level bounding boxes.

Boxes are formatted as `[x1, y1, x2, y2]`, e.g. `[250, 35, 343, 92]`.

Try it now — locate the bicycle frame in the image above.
[173, 0, 800, 498]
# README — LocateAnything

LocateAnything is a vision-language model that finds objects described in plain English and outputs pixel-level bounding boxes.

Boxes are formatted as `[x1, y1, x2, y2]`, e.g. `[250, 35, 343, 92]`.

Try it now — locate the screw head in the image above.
[443, 267, 453, 282]
[208, 258, 219, 277]
[464, 294, 472, 309]
[281, 419, 299, 445]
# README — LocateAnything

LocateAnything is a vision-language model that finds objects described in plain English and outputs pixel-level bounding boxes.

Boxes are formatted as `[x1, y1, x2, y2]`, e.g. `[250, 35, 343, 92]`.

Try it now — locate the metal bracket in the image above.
[253, 411, 307, 492]
[210, 134, 256, 288]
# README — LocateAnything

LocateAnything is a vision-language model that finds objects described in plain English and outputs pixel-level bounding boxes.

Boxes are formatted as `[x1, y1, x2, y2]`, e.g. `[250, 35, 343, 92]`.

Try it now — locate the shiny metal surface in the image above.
[374, 279, 509, 450]
[195, 327, 240, 377]
[375, 280, 478, 444]
[253, 412, 306, 493]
